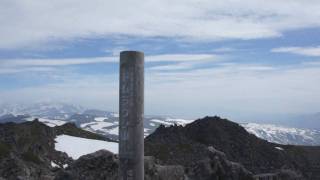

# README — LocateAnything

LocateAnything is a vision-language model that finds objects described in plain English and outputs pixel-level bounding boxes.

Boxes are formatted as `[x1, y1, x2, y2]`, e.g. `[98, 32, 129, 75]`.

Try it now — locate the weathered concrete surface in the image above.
[119, 51, 144, 180]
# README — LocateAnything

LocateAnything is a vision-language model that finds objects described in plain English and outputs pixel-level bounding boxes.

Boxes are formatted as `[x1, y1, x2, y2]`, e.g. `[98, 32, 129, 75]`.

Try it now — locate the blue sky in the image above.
[1, 0, 320, 121]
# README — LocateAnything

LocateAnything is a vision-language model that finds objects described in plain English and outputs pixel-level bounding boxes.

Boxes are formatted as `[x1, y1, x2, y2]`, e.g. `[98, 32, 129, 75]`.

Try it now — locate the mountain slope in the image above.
[0, 120, 71, 179]
[145, 116, 320, 179]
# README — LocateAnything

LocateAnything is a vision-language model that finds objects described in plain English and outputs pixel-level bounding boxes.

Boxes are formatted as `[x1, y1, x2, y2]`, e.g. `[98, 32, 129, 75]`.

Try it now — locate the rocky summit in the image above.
[145, 116, 320, 180]
[0, 117, 320, 179]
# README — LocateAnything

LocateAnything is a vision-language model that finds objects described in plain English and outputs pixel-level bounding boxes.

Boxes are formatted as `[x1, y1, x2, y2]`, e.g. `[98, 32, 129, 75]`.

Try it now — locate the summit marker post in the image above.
[119, 51, 144, 180]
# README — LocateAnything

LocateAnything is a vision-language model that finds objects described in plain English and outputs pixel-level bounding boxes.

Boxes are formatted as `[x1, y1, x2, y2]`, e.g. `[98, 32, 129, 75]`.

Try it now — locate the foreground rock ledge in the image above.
[55, 150, 186, 180]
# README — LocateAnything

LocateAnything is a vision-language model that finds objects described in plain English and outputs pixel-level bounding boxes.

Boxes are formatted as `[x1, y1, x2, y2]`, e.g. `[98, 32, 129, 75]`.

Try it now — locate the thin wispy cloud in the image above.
[271, 46, 320, 57]
[148, 62, 205, 71]
[212, 47, 236, 53]
[147, 54, 219, 62]
[0, 53, 219, 70]
[0, 57, 116, 67]
[0, 67, 57, 74]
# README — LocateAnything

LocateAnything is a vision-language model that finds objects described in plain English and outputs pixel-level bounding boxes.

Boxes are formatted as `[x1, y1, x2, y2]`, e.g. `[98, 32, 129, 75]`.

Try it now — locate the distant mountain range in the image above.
[1, 103, 320, 146]
[0, 102, 84, 119]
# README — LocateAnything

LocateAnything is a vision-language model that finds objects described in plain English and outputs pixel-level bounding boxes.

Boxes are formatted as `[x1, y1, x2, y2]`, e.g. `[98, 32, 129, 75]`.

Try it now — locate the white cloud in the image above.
[0, 54, 219, 72]
[1, 0, 320, 49]
[271, 46, 320, 57]
[147, 54, 219, 62]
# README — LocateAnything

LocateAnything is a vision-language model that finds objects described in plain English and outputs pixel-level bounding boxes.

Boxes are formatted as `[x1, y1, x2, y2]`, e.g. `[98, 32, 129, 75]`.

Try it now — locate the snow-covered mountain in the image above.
[79, 116, 193, 140]
[1, 103, 320, 145]
[0, 102, 84, 119]
[0, 103, 193, 140]
[242, 123, 320, 146]
[22, 115, 192, 140]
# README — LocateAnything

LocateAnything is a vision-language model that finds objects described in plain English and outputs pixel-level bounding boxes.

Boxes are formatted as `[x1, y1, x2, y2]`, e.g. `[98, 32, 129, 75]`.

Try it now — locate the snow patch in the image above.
[275, 147, 284, 151]
[55, 135, 118, 159]
[90, 122, 114, 131]
[51, 161, 59, 168]
[108, 127, 119, 135]
[95, 117, 108, 122]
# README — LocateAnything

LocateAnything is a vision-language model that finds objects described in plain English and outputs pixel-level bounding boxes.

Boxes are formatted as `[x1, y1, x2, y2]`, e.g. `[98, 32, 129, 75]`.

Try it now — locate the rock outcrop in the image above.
[55, 150, 186, 180]
[0, 120, 70, 180]
[145, 116, 320, 180]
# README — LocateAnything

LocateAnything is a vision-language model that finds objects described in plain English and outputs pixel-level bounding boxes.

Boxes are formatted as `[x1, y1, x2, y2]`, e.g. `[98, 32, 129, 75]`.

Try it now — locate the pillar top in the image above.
[120, 51, 144, 56]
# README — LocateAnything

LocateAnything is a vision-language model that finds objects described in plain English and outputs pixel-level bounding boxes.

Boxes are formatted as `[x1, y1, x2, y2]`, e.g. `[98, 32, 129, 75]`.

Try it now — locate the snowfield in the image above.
[55, 135, 118, 159]
[94, 117, 108, 122]
[150, 119, 176, 126]
[242, 123, 320, 145]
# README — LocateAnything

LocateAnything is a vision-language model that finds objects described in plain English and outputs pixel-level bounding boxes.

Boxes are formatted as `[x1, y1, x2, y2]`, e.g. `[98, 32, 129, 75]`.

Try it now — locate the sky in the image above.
[1, 0, 320, 121]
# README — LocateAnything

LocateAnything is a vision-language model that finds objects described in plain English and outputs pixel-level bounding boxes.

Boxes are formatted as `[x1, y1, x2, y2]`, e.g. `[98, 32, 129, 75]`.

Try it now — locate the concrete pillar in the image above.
[119, 51, 144, 180]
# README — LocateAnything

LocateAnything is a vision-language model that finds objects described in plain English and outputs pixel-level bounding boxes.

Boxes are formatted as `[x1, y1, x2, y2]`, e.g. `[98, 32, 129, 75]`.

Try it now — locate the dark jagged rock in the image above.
[183, 116, 289, 172]
[186, 146, 254, 180]
[145, 116, 320, 180]
[144, 156, 186, 180]
[55, 150, 118, 180]
[0, 120, 71, 180]
[55, 150, 187, 180]
[145, 123, 254, 180]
